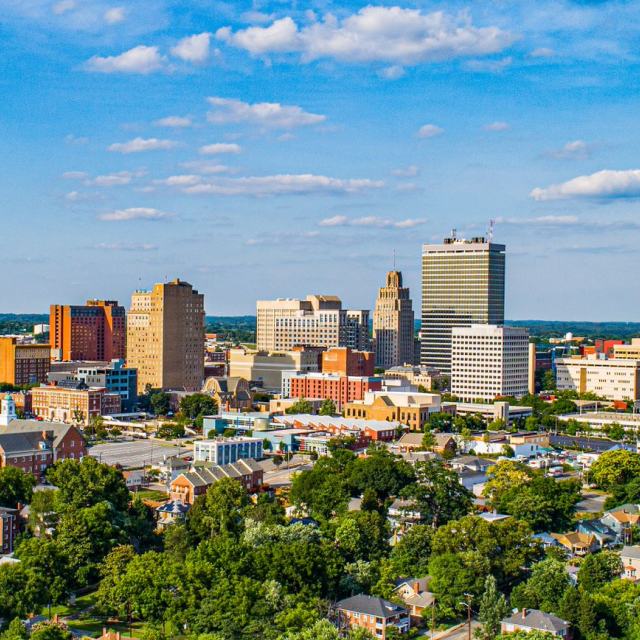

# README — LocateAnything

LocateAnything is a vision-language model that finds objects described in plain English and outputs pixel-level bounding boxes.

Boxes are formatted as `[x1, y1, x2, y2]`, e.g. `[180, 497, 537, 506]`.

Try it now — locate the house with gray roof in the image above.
[621, 545, 640, 582]
[501, 609, 571, 637]
[336, 595, 410, 639]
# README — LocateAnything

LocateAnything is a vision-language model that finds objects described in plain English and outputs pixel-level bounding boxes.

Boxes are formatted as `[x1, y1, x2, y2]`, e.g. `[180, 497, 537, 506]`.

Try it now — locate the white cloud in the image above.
[65, 191, 79, 200]
[52, 0, 75, 16]
[396, 183, 421, 193]
[65, 134, 89, 146]
[62, 171, 88, 180]
[84, 46, 166, 74]
[171, 33, 212, 63]
[154, 175, 203, 186]
[529, 48, 554, 58]
[153, 115, 193, 127]
[199, 142, 242, 155]
[465, 57, 512, 73]
[95, 242, 158, 251]
[378, 65, 405, 80]
[180, 160, 234, 174]
[240, 11, 275, 24]
[416, 124, 444, 139]
[180, 174, 384, 196]
[104, 7, 125, 25]
[483, 121, 511, 131]
[319, 215, 426, 228]
[98, 207, 173, 221]
[85, 171, 135, 187]
[207, 96, 326, 129]
[216, 7, 517, 65]
[545, 140, 591, 160]
[530, 170, 640, 201]
[108, 137, 180, 153]
[391, 165, 419, 177]
[496, 215, 580, 226]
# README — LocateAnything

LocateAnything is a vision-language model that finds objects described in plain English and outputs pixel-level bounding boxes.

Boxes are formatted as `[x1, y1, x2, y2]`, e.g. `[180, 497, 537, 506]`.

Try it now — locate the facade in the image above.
[421, 237, 505, 374]
[321, 347, 375, 377]
[445, 401, 532, 427]
[31, 384, 121, 424]
[336, 595, 410, 639]
[384, 366, 443, 391]
[555, 356, 640, 401]
[256, 296, 368, 352]
[0, 338, 51, 386]
[50, 300, 126, 362]
[501, 610, 570, 638]
[344, 391, 442, 431]
[393, 578, 434, 622]
[202, 377, 252, 411]
[284, 372, 382, 410]
[194, 436, 263, 465]
[373, 271, 415, 369]
[76, 359, 138, 411]
[450, 325, 530, 401]
[170, 459, 264, 504]
[0, 507, 19, 554]
[621, 546, 640, 581]
[127, 279, 205, 393]
[612, 339, 640, 359]
[228, 348, 319, 391]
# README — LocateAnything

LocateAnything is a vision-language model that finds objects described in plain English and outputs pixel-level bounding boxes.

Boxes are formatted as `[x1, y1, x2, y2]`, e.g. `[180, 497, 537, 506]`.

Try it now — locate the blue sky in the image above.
[2, 0, 640, 320]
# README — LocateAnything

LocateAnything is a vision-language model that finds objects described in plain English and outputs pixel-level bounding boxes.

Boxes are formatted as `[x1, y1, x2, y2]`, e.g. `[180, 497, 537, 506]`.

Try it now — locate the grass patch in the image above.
[69, 618, 147, 638]
[40, 593, 98, 617]
[135, 490, 169, 501]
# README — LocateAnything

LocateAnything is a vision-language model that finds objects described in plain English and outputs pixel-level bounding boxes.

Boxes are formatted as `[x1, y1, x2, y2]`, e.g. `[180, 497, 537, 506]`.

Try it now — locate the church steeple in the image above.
[0, 394, 17, 426]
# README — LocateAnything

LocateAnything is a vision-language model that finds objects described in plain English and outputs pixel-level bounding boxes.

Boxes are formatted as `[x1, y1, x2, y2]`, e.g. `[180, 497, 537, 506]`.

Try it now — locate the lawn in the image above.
[39, 593, 98, 618]
[135, 489, 169, 501]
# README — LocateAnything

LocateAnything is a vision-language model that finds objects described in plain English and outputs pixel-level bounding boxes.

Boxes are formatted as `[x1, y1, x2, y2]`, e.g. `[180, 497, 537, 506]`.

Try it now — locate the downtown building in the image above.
[372, 270, 415, 370]
[421, 237, 505, 375]
[0, 337, 51, 386]
[126, 279, 205, 393]
[50, 300, 126, 362]
[256, 296, 369, 352]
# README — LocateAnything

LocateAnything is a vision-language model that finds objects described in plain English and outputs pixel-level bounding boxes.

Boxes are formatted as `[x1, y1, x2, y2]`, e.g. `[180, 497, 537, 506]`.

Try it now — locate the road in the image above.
[263, 461, 314, 488]
[549, 434, 615, 452]
[89, 440, 185, 468]
[576, 492, 607, 513]
[429, 620, 481, 640]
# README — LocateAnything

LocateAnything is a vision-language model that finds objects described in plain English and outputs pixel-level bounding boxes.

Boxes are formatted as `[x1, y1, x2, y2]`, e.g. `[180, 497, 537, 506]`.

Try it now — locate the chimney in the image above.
[116, 633, 121, 640]
[54, 614, 58, 624]
[414, 581, 420, 595]
[522, 609, 527, 619]
[103, 629, 107, 638]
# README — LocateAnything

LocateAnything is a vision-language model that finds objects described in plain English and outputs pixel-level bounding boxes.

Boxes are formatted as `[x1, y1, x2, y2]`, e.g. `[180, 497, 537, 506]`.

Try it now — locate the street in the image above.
[549, 434, 615, 452]
[576, 492, 607, 513]
[89, 440, 186, 468]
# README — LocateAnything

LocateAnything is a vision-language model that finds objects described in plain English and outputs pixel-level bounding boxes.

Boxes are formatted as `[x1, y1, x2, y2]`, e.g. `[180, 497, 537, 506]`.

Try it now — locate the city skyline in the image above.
[3, 0, 640, 320]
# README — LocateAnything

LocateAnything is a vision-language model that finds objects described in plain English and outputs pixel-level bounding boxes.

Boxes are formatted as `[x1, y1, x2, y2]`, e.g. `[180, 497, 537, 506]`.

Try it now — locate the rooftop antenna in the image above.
[393, 249, 396, 270]
[489, 219, 495, 243]
[451, 228, 457, 240]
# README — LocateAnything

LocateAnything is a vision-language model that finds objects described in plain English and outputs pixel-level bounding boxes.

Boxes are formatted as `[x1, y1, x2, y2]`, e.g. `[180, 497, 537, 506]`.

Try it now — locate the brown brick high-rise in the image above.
[50, 300, 126, 361]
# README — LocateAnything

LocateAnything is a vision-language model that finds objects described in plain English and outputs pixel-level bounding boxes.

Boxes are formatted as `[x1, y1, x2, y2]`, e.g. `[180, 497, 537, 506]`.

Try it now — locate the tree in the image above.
[348, 447, 415, 502]
[0, 619, 28, 640]
[476, 575, 509, 640]
[319, 398, 337, 416]
[180, 393, 218, 420]
[390, 525, 433, 576]
[496, 632, 557, 640]
[30, 623, 72, 640]
[0, 466, 36, 508]
[428, 412, 454, 432]
[72, 408, 84, 425]
[202, 478, 250, 538]
[591, 450, 640, 490]
[484, 460, 532, 509]
[488, 418, 507, 431]
[607, 422, 625, 441]
[510, 558, 572, 613]
[286, 398, 315, 415]
[402, 460, 472, 527]
[420, 431, 436, 451]
[150, 392, 171, 416]
[541, 371, 556, 391]
[578, 551, 622, 592]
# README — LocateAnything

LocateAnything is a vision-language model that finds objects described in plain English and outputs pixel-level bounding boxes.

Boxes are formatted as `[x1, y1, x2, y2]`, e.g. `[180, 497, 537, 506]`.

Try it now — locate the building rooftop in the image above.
[337, 595, 409, 619]
[502, 609, 570, 634]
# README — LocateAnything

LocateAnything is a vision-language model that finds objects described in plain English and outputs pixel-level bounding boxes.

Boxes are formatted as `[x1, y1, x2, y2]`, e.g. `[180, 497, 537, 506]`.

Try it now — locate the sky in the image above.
[2, 0, 640, 320]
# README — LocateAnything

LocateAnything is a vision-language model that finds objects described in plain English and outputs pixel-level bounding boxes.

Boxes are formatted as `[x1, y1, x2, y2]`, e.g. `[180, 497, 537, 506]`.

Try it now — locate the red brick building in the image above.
[321, 347, 375, 377]
[287, 373, 381, 410]
[336, 595, 410, 639]
[0, 338, 51, 386]
[0, 507, 20, 554]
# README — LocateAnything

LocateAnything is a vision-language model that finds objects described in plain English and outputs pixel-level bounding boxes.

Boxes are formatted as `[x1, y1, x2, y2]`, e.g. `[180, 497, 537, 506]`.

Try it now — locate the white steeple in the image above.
[0, 394, 17, 426]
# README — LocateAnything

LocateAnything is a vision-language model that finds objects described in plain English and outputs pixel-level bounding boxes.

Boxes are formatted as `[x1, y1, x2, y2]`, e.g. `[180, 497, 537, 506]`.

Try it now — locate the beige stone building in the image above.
[373, 271, 415, 370]
[126, 279, 205, 393]
[613, 339, 640, 360]
[256, 295, 368, 352]
[555, 355, 640, 401]
[228, 348, 319, 391]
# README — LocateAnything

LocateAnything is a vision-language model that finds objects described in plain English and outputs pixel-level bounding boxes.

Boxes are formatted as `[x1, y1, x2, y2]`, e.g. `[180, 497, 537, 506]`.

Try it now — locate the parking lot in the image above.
[89, 440, 186, 469]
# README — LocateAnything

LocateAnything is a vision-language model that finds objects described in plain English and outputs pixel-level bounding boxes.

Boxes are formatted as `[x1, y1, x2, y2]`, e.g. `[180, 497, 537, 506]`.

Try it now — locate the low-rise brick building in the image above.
[0, 507, 20, 554]
[336, 595, 410, 639]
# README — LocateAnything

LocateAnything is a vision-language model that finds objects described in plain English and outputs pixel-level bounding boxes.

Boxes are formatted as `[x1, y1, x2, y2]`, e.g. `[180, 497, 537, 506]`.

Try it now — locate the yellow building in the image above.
[0, 338, 51, 386]
[126, 279, 205, 393]
[613, 339, 640, 360]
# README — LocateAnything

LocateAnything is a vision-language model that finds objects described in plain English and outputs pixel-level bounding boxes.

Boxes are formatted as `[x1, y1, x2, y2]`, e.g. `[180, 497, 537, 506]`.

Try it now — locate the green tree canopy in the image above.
[285, 398, 315, 415]
[0, 466, 36, 508]
[476, 574, 509, 640]
[319, 398, 337, 416]
[180, 393, 218, 419]
[591, 450, 640, 490]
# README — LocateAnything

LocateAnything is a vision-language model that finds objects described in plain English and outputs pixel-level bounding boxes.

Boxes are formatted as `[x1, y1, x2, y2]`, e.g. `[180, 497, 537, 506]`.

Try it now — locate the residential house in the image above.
[393, 577, 434, 623]
[577, 519, 618, 548]
[156, 499, 190, 530]
[122, 470, 146, 492]
[501, 609, 571, 637]
[336, 595, 410, 639]
[533, 532, 561, 549]
[601, 505, 640, 541]
[621, 546, 640, 582]
[551, 532, 599, 557]
[397, 432, 456, 455]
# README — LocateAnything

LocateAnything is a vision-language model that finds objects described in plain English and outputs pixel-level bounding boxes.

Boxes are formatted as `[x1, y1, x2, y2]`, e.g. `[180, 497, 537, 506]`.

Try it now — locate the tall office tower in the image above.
[256, 296, 370, 352]
[450, 325, 529, 402]
[421, 236, 505, 375]
[50, 300, 126, 362]
[127, 279, 205, 393]
[372, 271, 415, 369]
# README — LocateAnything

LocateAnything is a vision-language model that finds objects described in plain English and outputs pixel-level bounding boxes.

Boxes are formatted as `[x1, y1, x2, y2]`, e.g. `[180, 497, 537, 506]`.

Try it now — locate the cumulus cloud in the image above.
[378, 66, 405, 80]
[496, 215, 580, 226]
[104, 7, 125, 24]
[154, 115, 193, 127]
[84, 46, 166, 74]
[483, 121, 511, 131]
[180, 160, 235, 174]
[545, 140, 592, 161]
[530, 169, 640, 201]
[65, 135, 89, 145]
[62, 171, 88, 180]
[199, 143, 242, 155]
[319, 215, 426, 228]
[178, 174, 383, 196]
[108, 137, 180, 153]
[65, 191, 79, 200]
[85, 171, 136, 187]
[216, 7, 517, 65]
[52, 0, 75, 16]
[416, 124, 443, 139]
[98, 207, 173, 221]
[529, 48, 554, 58]
[391, 165, 419, 177]
[95, 242, 158, 251]
[207, 97, 325, 129]
[171, 33, 212, 63]
[154, 175, 203, 186]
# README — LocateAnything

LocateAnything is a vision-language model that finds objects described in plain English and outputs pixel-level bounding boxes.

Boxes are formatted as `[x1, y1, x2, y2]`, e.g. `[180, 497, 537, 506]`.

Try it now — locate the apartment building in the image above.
[450, 325, 530, 402]
[335, 595, 410, 639]
[422, 237, 505, 374]
[321, 347, 375, 377]
[283, 372, 382, 410]
[127, 279, 205, 393]
[0, 337, 51, 386]
[228, 348, 319, 391]
[256, 296, 369, 352]
[31, 383, 121, 424]
[384, 365, 443, 391]
[50, 300, 125, 362]
[556, 355, 640, 401]
[373, 270, 416, 369]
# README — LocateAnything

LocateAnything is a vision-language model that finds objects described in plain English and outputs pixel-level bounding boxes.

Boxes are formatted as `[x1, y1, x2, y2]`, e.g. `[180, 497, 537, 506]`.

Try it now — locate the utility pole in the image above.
[431, 597, 436, 638]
